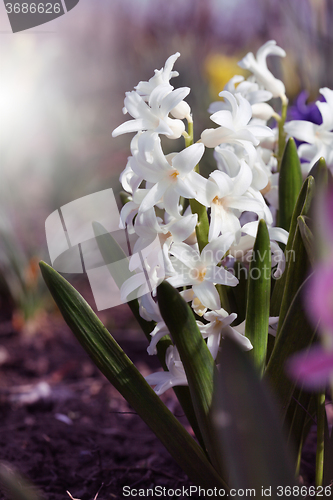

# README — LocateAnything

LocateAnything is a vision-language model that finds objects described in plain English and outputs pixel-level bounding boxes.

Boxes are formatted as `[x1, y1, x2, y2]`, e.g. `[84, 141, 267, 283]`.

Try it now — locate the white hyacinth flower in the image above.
[145, 345, 188, 394]
[214, 144, 273, 193]
[238, 40, 287, 101]
[167, 234, 238, 311]
[135, 52, 181, 97]
[112, 84, 190, 139]
[133, 140, 207, 217]
[180, 288, 208, 317]
[229, 220, 289, 278]
[201, 91, 273, 153]
[133, 208, 198, 274]
[204, 161, 268, 242]
[135, 52, 192, 122]
[209, 75, 275, 122]
[198, 309, 253, 359]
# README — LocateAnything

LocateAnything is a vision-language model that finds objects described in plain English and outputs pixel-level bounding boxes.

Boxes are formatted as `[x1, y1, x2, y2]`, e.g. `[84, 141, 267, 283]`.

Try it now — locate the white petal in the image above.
[139, 182, 167, 212]
[172, 143, 205, 174]
[256, 40, 286, 67]
[251, 103, 275, 121]
[169, 214, 198, 242]
[205, 266, 239, 287]
[268, 227, 289, 244]
[148, 322, 170, 355]
[203, 232, 235, 266]
[163, 186, 182, 218]
[222, 325, 253, 350]
[120, 273, 147, 302]
[170, 242, 200, 269]
[232, 161, 253, 196]
[112, 118, 147, 137]
[284, 121, 317, 144]
[193, 282, 221, 310]
[207, 333, 221, 360]
[160, 87, 191, 116]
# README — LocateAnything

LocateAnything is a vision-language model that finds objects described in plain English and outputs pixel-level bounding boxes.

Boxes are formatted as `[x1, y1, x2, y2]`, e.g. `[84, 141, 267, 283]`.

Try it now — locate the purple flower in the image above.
[288, 345, 333, 390]
[288, 90, 323, 125]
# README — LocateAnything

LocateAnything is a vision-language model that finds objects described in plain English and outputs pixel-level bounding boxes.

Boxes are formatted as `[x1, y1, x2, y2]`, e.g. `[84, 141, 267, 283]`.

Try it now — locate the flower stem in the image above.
[315, 392, 325, 491]
[185, 120, 194, 148]
[184, 118, 209, 251]
[277, 98, 288, 171]
[189, 198, 209, 252]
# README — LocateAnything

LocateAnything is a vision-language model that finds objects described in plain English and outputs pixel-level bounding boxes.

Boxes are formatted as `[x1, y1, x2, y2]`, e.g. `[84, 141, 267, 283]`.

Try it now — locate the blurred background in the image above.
[1, 0, 333, 326]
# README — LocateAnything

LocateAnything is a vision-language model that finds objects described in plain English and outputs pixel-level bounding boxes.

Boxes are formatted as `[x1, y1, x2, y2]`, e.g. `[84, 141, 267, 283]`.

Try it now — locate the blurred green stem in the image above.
[316, 392, 325, 491]
[277, 99, 288, 171]
[185, 120, 194, 148]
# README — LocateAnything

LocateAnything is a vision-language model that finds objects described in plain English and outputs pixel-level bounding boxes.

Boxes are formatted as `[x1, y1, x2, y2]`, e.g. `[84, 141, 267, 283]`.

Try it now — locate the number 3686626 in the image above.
[5, 3, 61, 14]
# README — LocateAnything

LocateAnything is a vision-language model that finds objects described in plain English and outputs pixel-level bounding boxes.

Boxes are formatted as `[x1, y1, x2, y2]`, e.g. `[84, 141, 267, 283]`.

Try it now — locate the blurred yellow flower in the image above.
[204, 53, 246, 98]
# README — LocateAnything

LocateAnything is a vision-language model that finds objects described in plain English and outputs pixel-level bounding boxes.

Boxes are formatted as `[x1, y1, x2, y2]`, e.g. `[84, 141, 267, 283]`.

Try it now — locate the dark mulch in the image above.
[0, 306, 198, 500]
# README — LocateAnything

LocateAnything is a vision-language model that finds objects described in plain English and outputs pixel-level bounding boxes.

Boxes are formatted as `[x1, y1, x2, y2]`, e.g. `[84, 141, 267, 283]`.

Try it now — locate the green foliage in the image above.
[245, 220, 271, 375]
[212, 337, 296, 492]
[278, 138, 303, 232]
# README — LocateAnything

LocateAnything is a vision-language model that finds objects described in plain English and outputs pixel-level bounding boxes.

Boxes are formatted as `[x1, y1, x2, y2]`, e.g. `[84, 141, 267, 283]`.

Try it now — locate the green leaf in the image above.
[316, 393, 325, 488]
[231, 261, 248, 324]
[157, 281, 226, 481]
[0, 462, 42, 500]
[308, 157, 330, 190]
[285, 387, 315, 465]
[212, 337, 296, 492]
[298, 215, 315, 267]
[270, 176, 315, 317]
[245, 220, 271, 375]
[275, 221, 310, 339]
[323, 412, 333, 487]
[279, 138, 303, 232]
[265, 274, 317, 422]
[39, 261, 225, 489]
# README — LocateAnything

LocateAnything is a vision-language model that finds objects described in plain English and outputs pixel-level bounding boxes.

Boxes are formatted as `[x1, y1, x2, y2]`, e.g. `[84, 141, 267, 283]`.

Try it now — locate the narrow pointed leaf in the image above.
[245, 220, 271, 375]
[92, 222, 205, 451]
[0, 462, 42, 500]
[323, 413, 333, 487]
[212, 337, 296, 492]
[279, 138, 303, 232]
[298, 215, 315, 267]
[308, 157, 330, 190]
[285, 387, 315, 463]
[275, 222, 310, 339]
[157, 281, 226, 480]
[39, 261, 225, 489]
[271, 176, 315, 316]
[316, 393, 325, 488]
[231, 261, 248, 324]
[265, 274, 317, 421]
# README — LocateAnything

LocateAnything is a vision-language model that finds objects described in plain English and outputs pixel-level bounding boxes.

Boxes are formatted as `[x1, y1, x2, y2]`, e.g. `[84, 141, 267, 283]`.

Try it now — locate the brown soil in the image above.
[0, 303, 198, 500]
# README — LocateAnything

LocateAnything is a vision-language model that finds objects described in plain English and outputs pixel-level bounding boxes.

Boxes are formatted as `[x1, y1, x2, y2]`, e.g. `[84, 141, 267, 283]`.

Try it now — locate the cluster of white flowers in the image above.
[112, 41, 294, 395]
